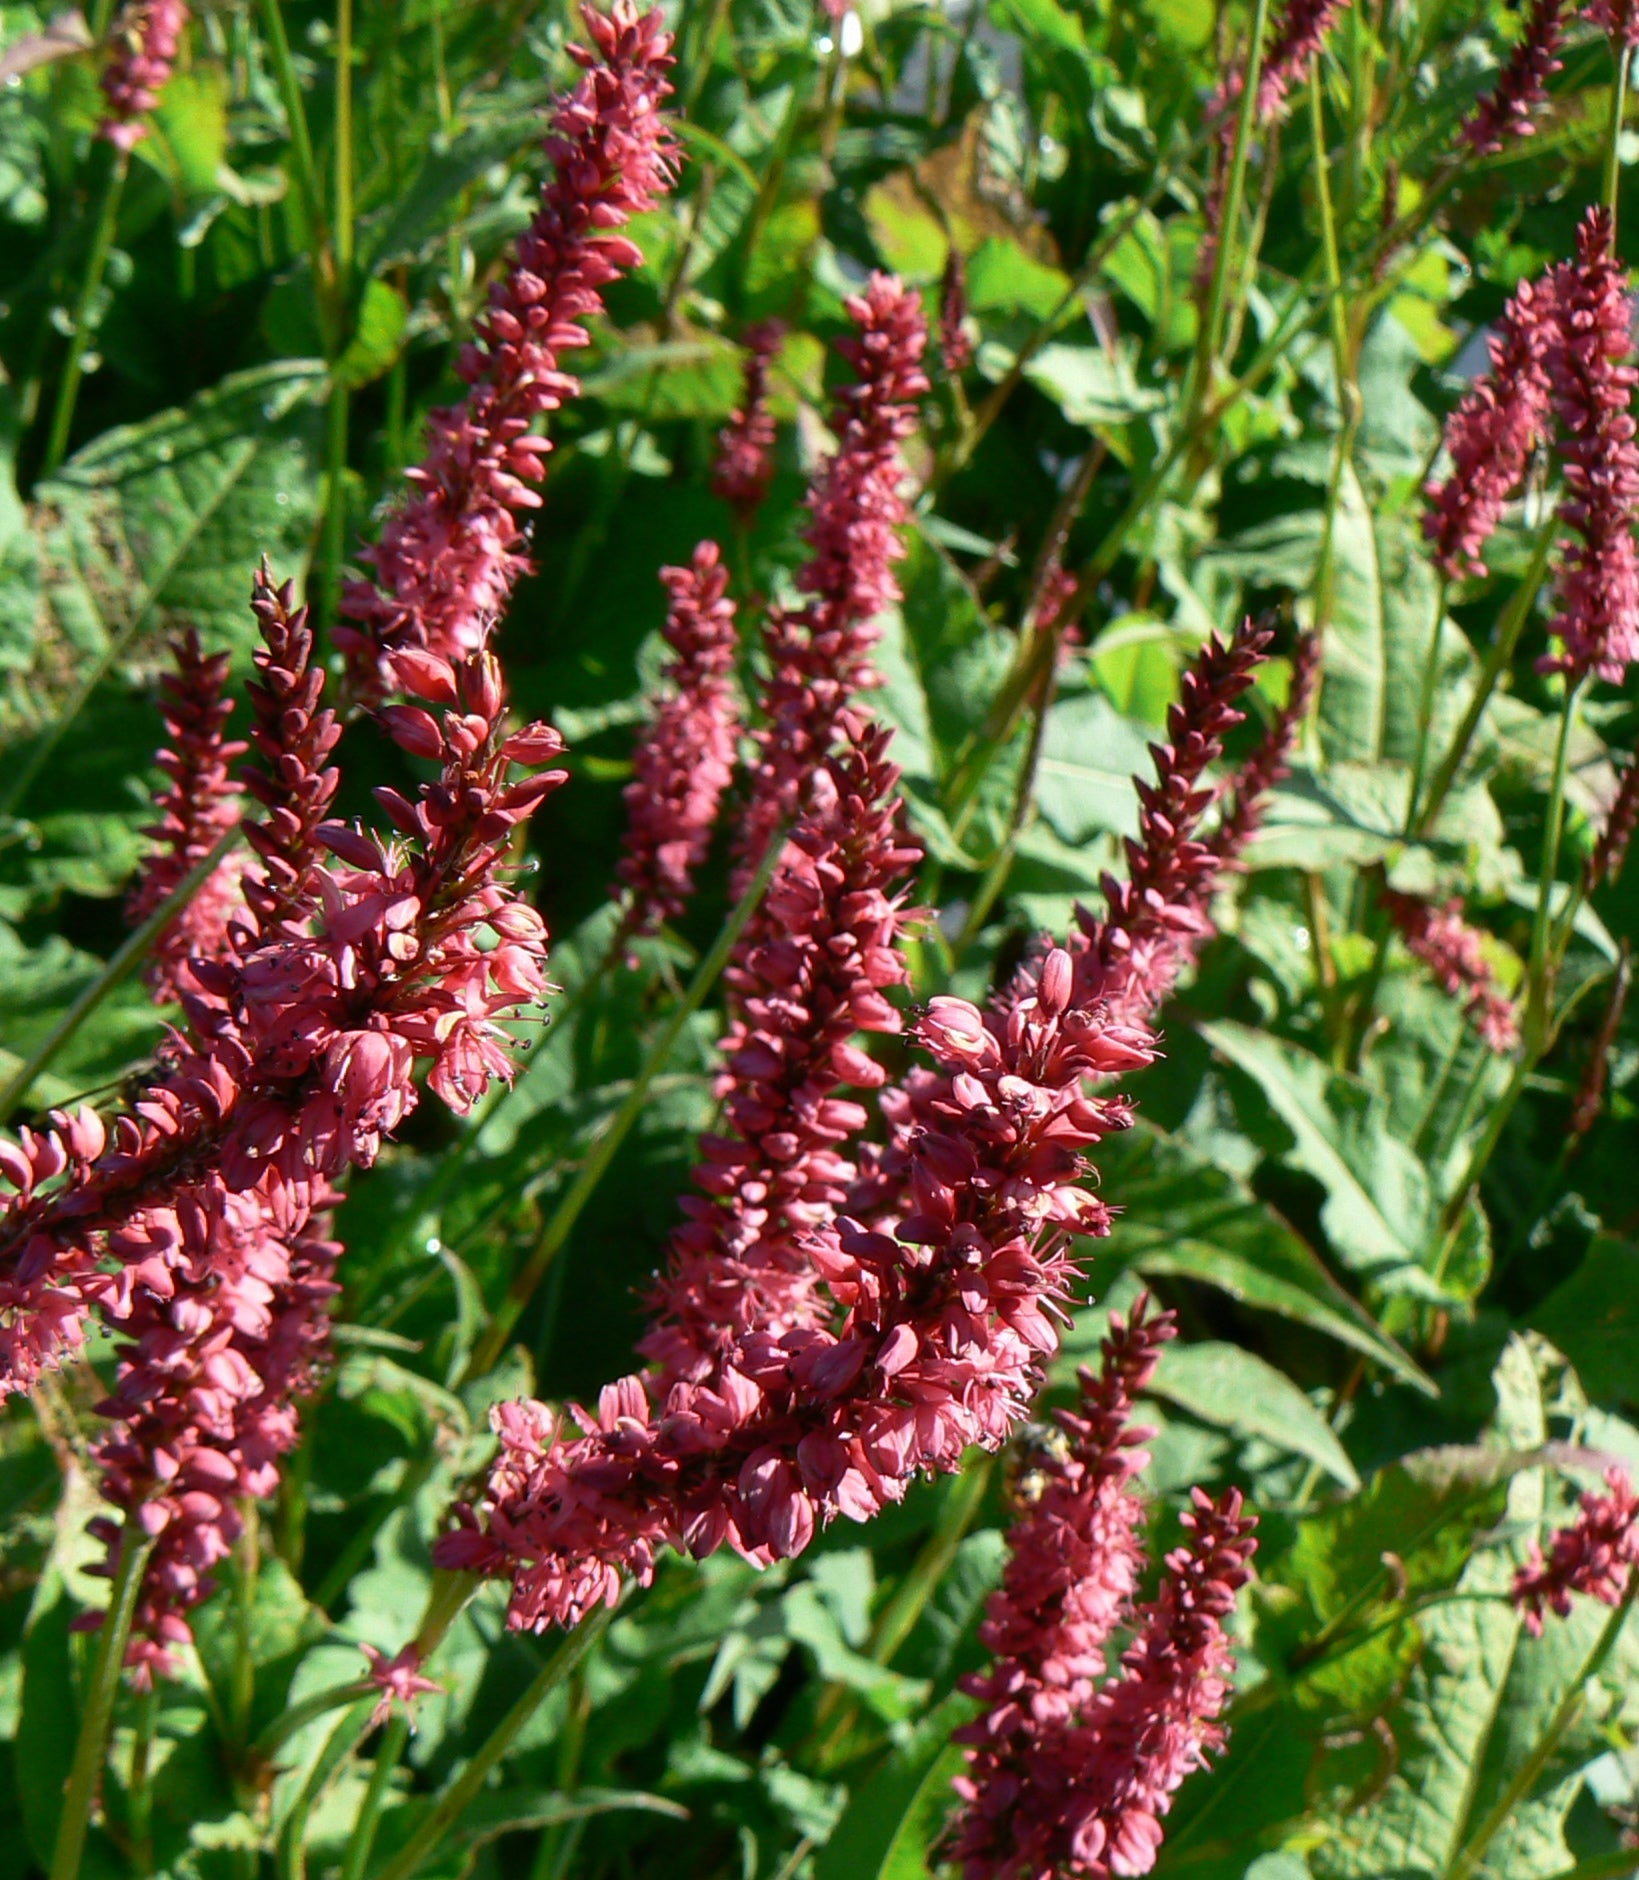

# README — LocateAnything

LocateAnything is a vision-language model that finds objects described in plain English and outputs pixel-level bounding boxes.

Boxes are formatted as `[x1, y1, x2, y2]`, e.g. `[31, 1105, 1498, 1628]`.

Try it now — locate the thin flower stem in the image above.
[1607, 42, 1631, 223]
[42, 146, 129, 479]
[371, 1607, 615, 1880]
[1445, 1582, 1638, 1880]
[1525, 681, 1583, 1051]
[1408, 577, 1452, 831]
[49, 1528, 157, 1880]
[252, 1677, 376, 1759]
[279, 1700, 376, 1880]
[1191, 0, 1271, 422]
[337, 1712, 409, 1880]
[0, 821, 243, 1118]
[463, 823, 789, 1380]
[257, 0, 335, 333]
[320, 383, 350, 627]
[127, 1683, 159, 1877]
[1415, 516, 1559, 838]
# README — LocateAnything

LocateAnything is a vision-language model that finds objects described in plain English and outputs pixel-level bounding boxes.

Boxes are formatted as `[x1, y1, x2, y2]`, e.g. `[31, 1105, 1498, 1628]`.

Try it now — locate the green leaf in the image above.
[333, 278, 408, 390]
[32, 361, 326, 664]
[144, 63, 229, 198]
[1529, 1234, 1639, 1405]
[581, 334, 745, 421]
[1035, 687, 1158, 846]
[1098, 1125, 1432, 1393]
[813, 1691, 978, 1880]
[1201, 1021, 1468, 1304]
[1149, 1342, 1360, 1489]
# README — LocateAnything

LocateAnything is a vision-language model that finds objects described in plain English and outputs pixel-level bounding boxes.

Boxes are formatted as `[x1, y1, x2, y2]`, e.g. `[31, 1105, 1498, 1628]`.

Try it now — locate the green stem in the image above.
[1408, 578, 1452, 832]
[1525, 681, 1582, 1052]
[1191, 0, 1272, 421]
[1607, 41, 1631, 222]
[337, 1713, 408, 1880]
[321, 382, 350, 627]
[371, 1607, 615, 1880]
[49, 1529, 156, 1880]
[127, 1686, 158, 1877]
[0, 822, 243, 1118]
[333, 0, 354, 287]
[257, 0, 334, 330]
[1445, 1584, 1637, 1880]
[279, 1700, 376, 1880]
[462, 824, 788, 1380]
[252, 1677, 376, 1759]
[1415, 518, 1559, 838]
[42, 147, 128, 479]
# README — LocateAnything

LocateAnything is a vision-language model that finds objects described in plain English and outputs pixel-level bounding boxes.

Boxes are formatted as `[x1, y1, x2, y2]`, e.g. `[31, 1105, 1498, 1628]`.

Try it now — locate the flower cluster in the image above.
[1380, 891, 1519, 1052]
[1, 568, 568, 1670]
[951, 1434, 1255, 1879]
[437, 938, 1153, 1631]
[1513, 1466, 1639, 1634]
[1589, 753, 1639, 890]
[1586, 0, 1639, 50]
[948, 1296, 1176, 1879]
[99, 0, 188, 148]
[1423, 272, 1557, 580]
[1254, 0, 1346, 121]
[736, 274, 928, 884]
[1204, 629, 1321, 880]
[639, 716, 922, 1387]
[360, 1643, 445, 1730]
[1072, 618, 1272, 1025]
[712, 321, 783, 520]
[1460, 0, 1567, 155]
[126, 630, 247, 1002]
[338, 3, 677, 684]
[1539, 207, 1639, 686]
[615, 542, 743, 939]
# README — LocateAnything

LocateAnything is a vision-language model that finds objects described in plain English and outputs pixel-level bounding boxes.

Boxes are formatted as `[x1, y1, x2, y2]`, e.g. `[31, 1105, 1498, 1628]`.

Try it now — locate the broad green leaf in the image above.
[1202, 1020, 1468, 1304]
[1097, 1125, 1432, 1393]
[967, 234, 1070, 318]
[813, 1690, 978, 1880]
[362, 111, 545, 271]
[1018, 339, 1164, 458]
[582, 334, 744, 421]
[1149, 1342, 1360, 1488]
[144, 63, 229, 198]
[1530, 1234, 1639, 1405]
[370, 1785, 690, 1880]
[31, 361, 326, 666]
[1035, 687, 1157, 845]
[333, 277, 409, 390]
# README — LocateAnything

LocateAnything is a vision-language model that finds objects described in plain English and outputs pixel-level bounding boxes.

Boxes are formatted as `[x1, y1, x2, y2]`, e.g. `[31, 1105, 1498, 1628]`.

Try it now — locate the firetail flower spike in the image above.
[948, 1297, 1177, 1880]
[1205, 629, 1321, 880]
[615, 542, 743, 940]
[99, 0, 188, 148]
[1538, 207, 1639, 687]
[126, 629, 247, 1002]
[1381, 890, 1519, 1052]
[735, 274, 928, 887]
[1460, 0, 1568, 155]
[338, 3, 677, 684]
[1513, 1466, 1639, 1634]
[712, 321, 783, 520]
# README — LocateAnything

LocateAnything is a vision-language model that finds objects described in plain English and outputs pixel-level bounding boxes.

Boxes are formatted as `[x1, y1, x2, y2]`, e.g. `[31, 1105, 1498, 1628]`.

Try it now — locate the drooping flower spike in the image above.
[1538, 206, 1639, 687]
[1589, 753, 1639, 890]
[1460, 0, 1569, 155]
[338, 3, 677, 685]
[99, 0, 188, 148]
[638, 715, 922, 1389]
[948, 1296, 1176, 1879]
[1513, 1465, 1639, 1634]
[1380, 890, 1519, 1053]
[126, 629, 247, 1002]
[615, 542, 743, 940]
[712, 321, 784, 520]
[735, 273, 929, 887]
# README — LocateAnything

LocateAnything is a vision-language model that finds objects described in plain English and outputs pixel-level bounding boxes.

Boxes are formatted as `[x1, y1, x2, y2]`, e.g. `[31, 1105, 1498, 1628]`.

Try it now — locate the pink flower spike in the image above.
[1204, 628, 1321, 880]
[1255, 0, 1345, 122]
[1461, 0, 1568, 154]
[1585, 0, 1639, 51]
[1590, 752, 1639, 890]
[338, 3, 678, 686]
[616, 542, 743, 939]
[98, 0, 188, 148]
[126, 629, 247, 1002]
[735, 274, 928, 887]
[940, 248, 975, 376]
[1423, 270, 1558, 582]
[1381, 890, 1519, 1053]
[713, 321, 784, 519]
[1538, 207, 1639, 687]
[1513, 1466, 1639, 1634]
[360, 1642, 445, 1730]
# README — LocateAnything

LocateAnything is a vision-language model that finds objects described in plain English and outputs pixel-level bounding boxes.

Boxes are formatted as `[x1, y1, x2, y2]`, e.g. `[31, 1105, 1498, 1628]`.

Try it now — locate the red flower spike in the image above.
[338, 4, 678, 687]
[616, 542, 743, 939]
[1514, 1466, 1639, 1634]
[1381, 890, 1519, 1053]
[1461, 0, 1568, 154]
[126, 629, 247, 1002]
[735, 274, 929, 889]
[99, 0, 188, 148]
[713, 322, 784, 520]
